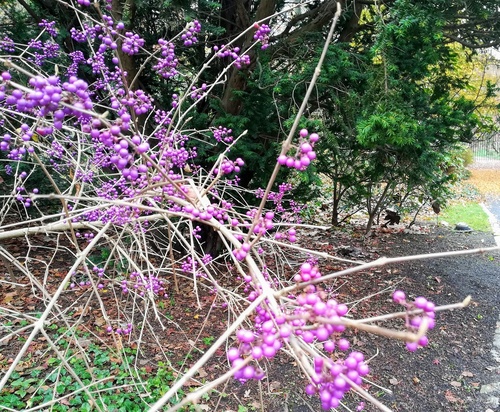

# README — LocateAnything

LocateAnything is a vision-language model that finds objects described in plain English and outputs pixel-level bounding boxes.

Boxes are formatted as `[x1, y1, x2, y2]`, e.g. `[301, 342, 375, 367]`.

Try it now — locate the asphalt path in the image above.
[480, 199, 500, 411]
[486, 198, 500, 227]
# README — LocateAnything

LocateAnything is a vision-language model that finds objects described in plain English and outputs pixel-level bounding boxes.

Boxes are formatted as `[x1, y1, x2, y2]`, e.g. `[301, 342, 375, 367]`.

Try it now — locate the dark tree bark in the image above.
[220, 0, 278, 115]
[111, 0, 140, 88]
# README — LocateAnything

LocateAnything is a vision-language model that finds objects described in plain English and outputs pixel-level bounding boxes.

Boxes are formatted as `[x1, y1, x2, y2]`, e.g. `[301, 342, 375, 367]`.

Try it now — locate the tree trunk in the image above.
[220, 0, 278, 115]
[111, 0, 139, 88]
[331, 182, 341, 226]
[365, 182, 391, 233]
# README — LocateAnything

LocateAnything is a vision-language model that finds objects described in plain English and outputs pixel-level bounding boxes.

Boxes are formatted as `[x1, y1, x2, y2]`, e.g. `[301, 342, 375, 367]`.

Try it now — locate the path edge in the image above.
[480, 203, 500, 411]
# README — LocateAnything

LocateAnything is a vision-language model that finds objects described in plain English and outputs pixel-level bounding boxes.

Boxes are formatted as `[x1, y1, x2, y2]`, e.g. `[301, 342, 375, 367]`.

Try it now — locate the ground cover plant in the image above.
[0, 1, 499, 411]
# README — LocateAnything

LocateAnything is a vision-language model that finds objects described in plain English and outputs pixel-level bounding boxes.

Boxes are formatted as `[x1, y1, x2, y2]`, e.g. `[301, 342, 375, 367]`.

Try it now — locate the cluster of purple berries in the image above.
[278, 129, 319, 170]
[120, 271, 168, 298]
[75, 169, 94, 183]
[192, 225, 202, 239]
[38, 19, 58, 37]
[306, 353, 369, 410]
[70, 22, 102, 43]
[249, 210, 275, 235]
[182, 20, 201, 46]
[228, 308, 291, 382]
[0, 36, 15, 52]
[97, 33, 118, 53]
[293, 261, 321, 283]
[253, 23, 271, 49]
[212, 126, 233, 143]
[75, 231, 96, 242]
[182, 203, 228, 223]
[190, 83, 207, 100]
[181, 256, 197, 273]
[155, 130, 198, 170]
[0, 133, 24, 158]
[68, 266, 105, 289]
[214, 157, 244, 175]
[13, 172, 38, 207]
[255, 182, 295, 216]
[31, 41, 60, 66]
[291, 292, 349, 348]
[106, 323, 133, 335]
[232, 242, 252, 261]
[0, 72, 93, 157]
[214, 45, 251, 69]
[70, 278, 91, 289]
[154, 40, 178, 79]
[274, 227, 297, 243]
[86, 117, 151, 180]
[67, 51, 86, 76]
[110, 88, 153, 115]
[232, 211, 275, 260]
[122, 32, 145, 55]
[93, 266, 106, 289]
[392, 290, 436, 351]
[227, 260, 376, 410]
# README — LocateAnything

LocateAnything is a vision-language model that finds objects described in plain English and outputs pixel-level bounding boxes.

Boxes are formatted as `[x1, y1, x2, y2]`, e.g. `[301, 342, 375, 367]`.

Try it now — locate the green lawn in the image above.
[440, 202, 491, 232]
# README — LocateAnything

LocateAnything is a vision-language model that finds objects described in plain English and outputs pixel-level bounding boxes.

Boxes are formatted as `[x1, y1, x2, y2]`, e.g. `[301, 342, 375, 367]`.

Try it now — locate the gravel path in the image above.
[290, 223, 500, 412]
[480, 199, 500, 411]
[469, 159, 500, 170]
[377, 226, 500, 411]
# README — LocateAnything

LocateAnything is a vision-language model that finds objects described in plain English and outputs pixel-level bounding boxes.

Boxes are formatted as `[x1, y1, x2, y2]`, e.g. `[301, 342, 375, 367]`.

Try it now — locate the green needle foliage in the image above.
[2, 0, 497, 212]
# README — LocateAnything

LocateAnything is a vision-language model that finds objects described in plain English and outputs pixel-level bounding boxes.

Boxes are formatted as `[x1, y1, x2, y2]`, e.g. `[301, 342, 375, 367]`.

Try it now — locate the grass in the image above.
[471, 150, 500, 160]
[435, 166, 500, 233]
[440, 202, 491, 232]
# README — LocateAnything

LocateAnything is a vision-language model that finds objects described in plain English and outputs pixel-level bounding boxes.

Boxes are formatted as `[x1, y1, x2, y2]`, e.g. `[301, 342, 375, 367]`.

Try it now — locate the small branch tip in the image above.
[463, 295, 472, 307]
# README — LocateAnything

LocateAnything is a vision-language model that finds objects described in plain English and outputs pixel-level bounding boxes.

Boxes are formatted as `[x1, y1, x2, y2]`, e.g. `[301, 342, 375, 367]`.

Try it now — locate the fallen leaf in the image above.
[73, 306, 90, 317]
[197, 367, 207, 378]
[389, 378, 399, 385]
[2, 291, 18, 304]
[77, 338, 91, 348]
[412, 377, 420, 384]
[269, 381, 281, 392]
[0, 335, 12, 346]
[444, 390, 459, 403]
[14, 362, 29, 372]
[461, 371, 473, 377]
[450, 381, 461, 387]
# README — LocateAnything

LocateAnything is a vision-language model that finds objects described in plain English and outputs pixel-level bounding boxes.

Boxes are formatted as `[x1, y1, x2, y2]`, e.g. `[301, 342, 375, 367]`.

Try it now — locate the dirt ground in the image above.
[2, 167, 500, 411]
